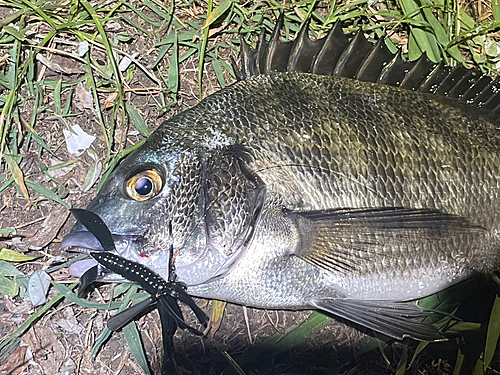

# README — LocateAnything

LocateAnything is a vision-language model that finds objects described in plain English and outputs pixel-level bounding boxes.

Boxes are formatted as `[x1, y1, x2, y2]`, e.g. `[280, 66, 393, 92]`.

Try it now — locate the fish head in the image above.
[62, 132, 266, 286]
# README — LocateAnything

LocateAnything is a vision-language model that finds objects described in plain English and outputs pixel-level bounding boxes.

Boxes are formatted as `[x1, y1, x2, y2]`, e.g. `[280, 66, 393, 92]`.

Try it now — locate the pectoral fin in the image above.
[311, 298, 446, 341]
[288, 207, 484, 274]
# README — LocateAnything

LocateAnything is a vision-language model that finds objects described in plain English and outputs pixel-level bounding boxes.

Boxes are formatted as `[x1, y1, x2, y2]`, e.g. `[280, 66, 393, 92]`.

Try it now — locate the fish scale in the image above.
[62, 18, 500, 342]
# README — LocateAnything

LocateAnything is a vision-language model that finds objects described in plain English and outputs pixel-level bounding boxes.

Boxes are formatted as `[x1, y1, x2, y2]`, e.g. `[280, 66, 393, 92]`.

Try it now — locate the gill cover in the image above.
[170, 147, 266, 285]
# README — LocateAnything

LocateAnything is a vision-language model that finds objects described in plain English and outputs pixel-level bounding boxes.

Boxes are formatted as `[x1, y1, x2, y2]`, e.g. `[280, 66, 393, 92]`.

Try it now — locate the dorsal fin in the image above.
[235, 15, 500, 118]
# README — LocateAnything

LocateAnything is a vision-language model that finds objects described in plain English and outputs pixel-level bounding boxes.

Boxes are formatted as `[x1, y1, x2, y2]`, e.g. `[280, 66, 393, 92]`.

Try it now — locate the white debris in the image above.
[63, 125, 96, 156]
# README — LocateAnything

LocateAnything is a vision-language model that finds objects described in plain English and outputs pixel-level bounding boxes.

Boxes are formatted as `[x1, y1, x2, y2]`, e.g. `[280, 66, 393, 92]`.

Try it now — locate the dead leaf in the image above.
[104, 92, 118, 109]
[0, 345, 28, 375]
[55, 306, 83, 335]
[48, 158, 75, 179]
[24, 325, 65, 375]
[36, 54, 84, 75]
[21, 206, 70, 250]
[74, 83, 93, 111]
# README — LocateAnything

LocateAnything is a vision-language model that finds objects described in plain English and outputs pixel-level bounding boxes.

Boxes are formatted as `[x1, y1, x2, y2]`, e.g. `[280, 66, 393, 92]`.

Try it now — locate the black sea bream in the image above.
[62, 17, 500, 341]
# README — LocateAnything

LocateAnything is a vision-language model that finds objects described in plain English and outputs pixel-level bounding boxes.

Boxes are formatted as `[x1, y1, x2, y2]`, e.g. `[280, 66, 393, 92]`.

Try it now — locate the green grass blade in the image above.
[92, 285, 139, 358]
[25, 179, 69, 208]
[203, 0, 233, 30]
[198, 0, 213, 99]
[395, 344, 408, 375]
[211, 56, 226, 88]
[97, 139, 145, 190]
[398, 0, 441, 61]
[20, 0, 57, 29]
[452, 347, 465, 375]
[408, 340, 430, 368]
[168, 28, 179, 100]
[484, 295, 500, 368]
[51, 282, 123, 310]
[79, 0, 124, 154]
[123, 321, 151, 375]
[92, 327, 113, 358]
[493, 0, 500, 24]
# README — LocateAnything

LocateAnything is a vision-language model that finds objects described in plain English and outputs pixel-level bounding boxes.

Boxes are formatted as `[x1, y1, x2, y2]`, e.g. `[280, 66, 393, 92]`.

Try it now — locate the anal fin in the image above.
[311, 299, 446, 341]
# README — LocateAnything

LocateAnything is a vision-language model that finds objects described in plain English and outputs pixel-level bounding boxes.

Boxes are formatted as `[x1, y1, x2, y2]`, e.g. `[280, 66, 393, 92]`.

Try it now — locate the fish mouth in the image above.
[61, 231, 167, 278]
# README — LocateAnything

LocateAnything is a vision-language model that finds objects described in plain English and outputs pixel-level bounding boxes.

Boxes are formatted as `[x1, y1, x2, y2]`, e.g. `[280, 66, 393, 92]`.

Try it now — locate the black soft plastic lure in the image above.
[70, 208, 208, 359]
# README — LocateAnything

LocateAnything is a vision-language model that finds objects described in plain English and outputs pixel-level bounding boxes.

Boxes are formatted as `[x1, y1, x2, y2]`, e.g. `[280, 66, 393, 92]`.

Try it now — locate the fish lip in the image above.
[62, 230, 147, 279]
[61, 230, 144, 253]
[60, 231, 105, 253]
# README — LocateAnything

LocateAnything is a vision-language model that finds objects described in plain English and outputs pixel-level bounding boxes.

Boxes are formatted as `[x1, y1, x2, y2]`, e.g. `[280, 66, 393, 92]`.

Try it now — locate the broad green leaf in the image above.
[398, 0, 440, 62]
[418, 0, 464, 62]
[408, 340, 430, 367]
[203, 0, 233, 29]
[452, 347, 465, 375]
[125, 103, 150, 137]
[113, 283, 133, 298]
[0, 248, 39, 262]
[474, 358, 485, 375]
[446, 321, 481, 334]
[0, 260, 23, 277]
[0, 275, 19, 296]
[2, 26, 25, 41]
[395, 344, 408, 375]
[458, 9, 475, 31]
[28, 270, 51, 307]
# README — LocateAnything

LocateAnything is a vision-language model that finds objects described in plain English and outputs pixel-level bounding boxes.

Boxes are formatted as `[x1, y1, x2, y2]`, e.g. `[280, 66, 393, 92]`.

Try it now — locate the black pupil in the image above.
[135, 177, 153, 196]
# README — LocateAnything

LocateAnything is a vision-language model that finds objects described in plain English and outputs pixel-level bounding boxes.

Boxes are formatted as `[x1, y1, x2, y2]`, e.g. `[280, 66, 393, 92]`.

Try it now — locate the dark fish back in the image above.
[234, 14, 500, 120]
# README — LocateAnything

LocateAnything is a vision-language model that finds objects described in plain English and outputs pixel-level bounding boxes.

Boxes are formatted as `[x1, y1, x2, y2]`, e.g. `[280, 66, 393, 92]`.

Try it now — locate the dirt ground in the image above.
[1, 1, 500, 375]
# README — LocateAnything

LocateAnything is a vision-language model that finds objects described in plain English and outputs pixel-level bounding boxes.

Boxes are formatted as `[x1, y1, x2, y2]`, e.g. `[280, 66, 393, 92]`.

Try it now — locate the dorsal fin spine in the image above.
[236, 16, 500, 117]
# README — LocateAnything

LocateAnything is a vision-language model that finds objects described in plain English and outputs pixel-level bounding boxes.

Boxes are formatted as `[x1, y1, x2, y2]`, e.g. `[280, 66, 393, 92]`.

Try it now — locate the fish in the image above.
[61, 14, 500, 343]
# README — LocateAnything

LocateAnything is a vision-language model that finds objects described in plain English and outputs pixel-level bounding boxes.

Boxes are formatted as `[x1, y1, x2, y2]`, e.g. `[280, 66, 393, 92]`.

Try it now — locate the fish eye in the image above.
[125, 169, 163, 201]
